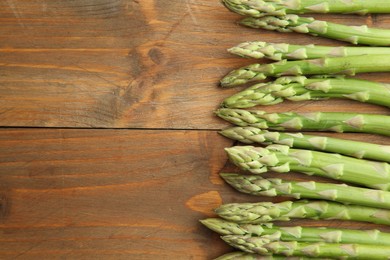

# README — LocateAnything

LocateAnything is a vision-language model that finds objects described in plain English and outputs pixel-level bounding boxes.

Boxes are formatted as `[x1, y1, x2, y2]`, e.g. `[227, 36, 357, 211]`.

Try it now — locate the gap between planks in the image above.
[0, 126, 222, 131]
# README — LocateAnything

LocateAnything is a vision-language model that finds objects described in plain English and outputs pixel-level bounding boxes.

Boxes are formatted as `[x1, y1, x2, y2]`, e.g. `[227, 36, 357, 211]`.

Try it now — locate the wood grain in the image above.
[0, 0, 389, 128]
[0, 128, 252, 259]
[1, 1, 390, 259]
[0, 129, 389, 259]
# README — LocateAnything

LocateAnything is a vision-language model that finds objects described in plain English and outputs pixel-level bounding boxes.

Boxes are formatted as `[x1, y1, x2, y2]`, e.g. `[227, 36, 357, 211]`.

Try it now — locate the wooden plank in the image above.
[0, 0, 389, 128]
[1, 129, 389, 259]
[0, 128, 242, 259]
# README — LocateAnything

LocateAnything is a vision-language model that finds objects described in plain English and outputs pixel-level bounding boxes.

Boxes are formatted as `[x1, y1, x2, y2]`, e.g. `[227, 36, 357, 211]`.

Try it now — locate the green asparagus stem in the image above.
[222, 0, 390, 17]
[240, 15, 390, 46]
[229, 41, 390, 61]
[222, 234, 390, 259]
[221, 173, 390, 209]
[216, 109, 390, 136]
[220, 55, 390, 87]
[220, 127, 390, 163]
[221, 76, 390, 108]
[215, 200, 390, 225]
[215, 251, 320, 260]
[225, 145, 390, 190]
[202, 218, 390, 245]
[214, 252, 260, 260]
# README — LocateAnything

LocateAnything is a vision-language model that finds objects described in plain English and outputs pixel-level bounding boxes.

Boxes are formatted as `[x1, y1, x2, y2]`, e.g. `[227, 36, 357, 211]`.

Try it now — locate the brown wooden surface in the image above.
[0, 0, 390, 259]
[1, 0, 389, 128]
[0, 129, 237, 259]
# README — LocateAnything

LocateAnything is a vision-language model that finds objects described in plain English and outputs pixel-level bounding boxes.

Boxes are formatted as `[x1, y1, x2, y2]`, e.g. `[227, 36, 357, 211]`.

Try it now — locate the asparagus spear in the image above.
[215, 251, 321, 260]
[214, 252, 261, 260]
[222, 0, 390, 17]
[221, 76, 390, 108]
[221, 173, 390, 209]
[220, 55, 390, 87]
[240, 15, 390, 46]
[222, 234, 390, 259]
[229, 41, 390, 61]
[202, 218, 390, 245]
[215, 200, 390, 225]
[225, 145, 390, 190]
[214, 252, 260, 260]
[220, 127, 390, 162]
[216, 109, 390, 136]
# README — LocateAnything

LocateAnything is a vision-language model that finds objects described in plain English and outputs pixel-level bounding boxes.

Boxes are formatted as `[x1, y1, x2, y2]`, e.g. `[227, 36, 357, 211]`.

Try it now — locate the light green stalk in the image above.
[222, 0, 390, 17]
[222, 235, 390, 259]
[240, 15, 390, 46]
[202, 218, 390, 246]
[220, 127, 390, 163]
[215, 200, 390, 225]
[214, 252, 261, 260]
[221, 76, 390, 108]
[224, 145, 390, 190]
[215, 251, 322, 260]
[228, 41, 390, 61]
[216, 109, 390, 136]
[221, 173, 390, 209]
[220, 55, 390, 87]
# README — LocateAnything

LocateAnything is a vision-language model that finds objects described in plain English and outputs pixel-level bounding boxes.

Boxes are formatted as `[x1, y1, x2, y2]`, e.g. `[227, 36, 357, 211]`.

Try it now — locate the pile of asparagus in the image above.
[203, 0, 390, 259]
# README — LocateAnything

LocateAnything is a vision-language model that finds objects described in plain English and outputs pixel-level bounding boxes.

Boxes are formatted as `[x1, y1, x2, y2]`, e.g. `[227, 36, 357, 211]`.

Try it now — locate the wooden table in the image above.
[0, 1, 389, 259]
